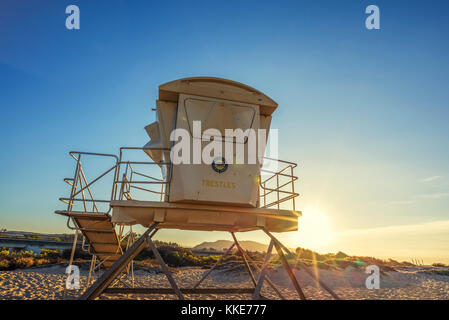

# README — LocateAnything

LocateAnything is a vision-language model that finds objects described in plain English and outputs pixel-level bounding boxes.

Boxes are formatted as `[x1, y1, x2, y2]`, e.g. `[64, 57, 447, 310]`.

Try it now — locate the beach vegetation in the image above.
[0, 249, 62, 270]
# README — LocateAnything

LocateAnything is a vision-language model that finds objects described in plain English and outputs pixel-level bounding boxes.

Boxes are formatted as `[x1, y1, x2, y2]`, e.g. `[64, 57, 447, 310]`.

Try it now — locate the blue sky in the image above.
[1, 0, 448, 262]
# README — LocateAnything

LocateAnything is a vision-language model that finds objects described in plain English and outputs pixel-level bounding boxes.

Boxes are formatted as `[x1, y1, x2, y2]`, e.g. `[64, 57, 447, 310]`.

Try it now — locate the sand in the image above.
[0, 264, 448, 300]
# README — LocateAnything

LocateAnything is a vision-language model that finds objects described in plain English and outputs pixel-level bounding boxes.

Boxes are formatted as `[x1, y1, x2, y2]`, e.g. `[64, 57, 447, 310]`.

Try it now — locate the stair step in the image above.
[80, 228, 115, 233]
[94, 251, 121, 255]
[55, 210, 111, 220]
[89, 242, 119, 245]
[55, 209, 124, 270]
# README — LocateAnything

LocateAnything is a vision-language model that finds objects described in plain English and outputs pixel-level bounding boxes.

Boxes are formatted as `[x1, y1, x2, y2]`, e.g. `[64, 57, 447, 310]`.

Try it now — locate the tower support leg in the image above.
[236, 241, 286, 300]
[192, 243, 235, 289]
[87, 255, 96, 287]
[262, 228, 340, 300]
[273, 239, 307, 300]
[146, 237, 184, 300]
[253, 239, 274, 299]
[79, 222, 159, 300]
[231, 232, 257, 287]
[63, 229, 79, 300]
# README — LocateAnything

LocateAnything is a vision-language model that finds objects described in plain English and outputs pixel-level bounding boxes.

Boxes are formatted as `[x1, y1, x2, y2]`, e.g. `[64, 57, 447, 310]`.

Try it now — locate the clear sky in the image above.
[1, 0, 448, 263]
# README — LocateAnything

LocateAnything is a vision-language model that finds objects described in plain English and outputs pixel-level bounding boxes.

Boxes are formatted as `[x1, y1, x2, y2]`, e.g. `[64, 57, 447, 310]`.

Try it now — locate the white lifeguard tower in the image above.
[56, 77, 339, 300]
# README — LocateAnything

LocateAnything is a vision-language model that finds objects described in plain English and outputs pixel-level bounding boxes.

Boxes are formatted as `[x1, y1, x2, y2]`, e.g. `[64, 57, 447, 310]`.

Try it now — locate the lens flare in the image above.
[293, 208, 335, 251]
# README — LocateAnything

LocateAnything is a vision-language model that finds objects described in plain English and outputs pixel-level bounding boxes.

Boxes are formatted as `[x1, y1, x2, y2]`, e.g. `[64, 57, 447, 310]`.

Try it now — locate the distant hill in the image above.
[192, 240, 269, 252]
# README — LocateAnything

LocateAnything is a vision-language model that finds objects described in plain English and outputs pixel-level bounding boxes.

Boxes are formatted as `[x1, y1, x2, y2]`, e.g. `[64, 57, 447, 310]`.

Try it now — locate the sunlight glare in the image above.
[294, 208, 335, 251]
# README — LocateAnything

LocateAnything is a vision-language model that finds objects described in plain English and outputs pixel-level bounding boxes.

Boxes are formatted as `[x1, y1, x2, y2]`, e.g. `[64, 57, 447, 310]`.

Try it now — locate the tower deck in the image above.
[111, 200, 300, 232]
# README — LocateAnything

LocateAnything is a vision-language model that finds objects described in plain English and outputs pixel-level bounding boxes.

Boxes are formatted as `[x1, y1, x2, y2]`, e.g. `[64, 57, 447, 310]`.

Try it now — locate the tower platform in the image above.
[110, 200, 300, 232]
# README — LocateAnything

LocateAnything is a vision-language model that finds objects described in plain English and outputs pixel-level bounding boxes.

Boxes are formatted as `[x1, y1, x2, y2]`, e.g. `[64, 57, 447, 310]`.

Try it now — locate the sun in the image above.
[292, 208, 335, 251]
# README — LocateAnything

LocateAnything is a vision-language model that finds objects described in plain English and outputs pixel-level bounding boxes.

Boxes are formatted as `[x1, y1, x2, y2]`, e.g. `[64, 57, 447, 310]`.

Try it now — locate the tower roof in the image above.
[159, 77, 278, 116]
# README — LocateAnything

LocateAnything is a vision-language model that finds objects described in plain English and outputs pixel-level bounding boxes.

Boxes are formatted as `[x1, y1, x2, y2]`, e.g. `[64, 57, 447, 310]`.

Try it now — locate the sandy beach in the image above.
[1, 264, 448, 300]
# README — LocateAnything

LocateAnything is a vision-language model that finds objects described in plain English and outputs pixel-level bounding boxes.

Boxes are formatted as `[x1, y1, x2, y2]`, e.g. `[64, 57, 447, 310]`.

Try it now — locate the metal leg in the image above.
[253, 239, 274, 299]
[238, 242, 286, 300]
[91, 255, 97, 281]
[263, 228, 340, 300]
[63, 229, 79, 300]
[231, 232, 257, 287]
[130, 226, 135, 288]
[146, 237, 185, 300]
[193, 243, 235, 289]
[67, 230, 79, 270]
[86, 255, 96, 287]
[273, 240, 306, 300]
[79, 223, 159, 300]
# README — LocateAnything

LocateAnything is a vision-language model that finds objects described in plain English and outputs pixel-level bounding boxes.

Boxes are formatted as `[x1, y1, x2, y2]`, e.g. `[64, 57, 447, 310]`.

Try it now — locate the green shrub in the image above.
[12, 257, 35, 268]
[35, 258, 51, 266]
[62, 249, 90, 260]
[0, 259, 10, 270]
[10, 250, 36, 258]
[134, 241, 224, 267]
[432, 263, 447, 267]
[40, 249, 60, 259]
[0, 250, 59, 270]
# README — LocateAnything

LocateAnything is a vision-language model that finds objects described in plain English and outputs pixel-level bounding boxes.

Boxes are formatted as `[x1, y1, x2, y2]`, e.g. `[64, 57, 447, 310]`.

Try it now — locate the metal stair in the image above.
[56, 211, 123, 269]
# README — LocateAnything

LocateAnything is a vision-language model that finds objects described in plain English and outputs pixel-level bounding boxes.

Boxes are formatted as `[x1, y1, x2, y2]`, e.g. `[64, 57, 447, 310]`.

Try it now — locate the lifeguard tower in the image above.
[56, 77, 339, 300]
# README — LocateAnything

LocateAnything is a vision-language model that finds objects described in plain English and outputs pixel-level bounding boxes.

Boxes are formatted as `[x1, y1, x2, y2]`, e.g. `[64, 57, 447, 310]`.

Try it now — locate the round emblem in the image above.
[211, 157, 228, 173]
